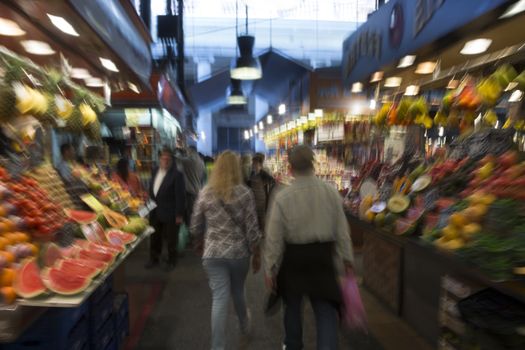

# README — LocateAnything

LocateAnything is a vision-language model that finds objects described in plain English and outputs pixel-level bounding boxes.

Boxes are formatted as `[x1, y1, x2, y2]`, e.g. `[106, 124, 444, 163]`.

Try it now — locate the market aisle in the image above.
[122, 242, 429, 350]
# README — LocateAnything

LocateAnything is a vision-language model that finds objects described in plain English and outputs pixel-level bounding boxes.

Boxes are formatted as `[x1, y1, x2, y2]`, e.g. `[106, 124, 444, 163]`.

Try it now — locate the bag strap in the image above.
[218, 198, 245, 233]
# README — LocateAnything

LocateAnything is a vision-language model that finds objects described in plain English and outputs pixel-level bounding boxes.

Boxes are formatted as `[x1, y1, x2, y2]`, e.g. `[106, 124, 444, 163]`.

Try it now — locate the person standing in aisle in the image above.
[145, 147, 186, 270]
[190, 151, 261, 350]
[264, 145, 354, 350]
[178, 145, 206, 226]
[111, 158, 146, 199]
[247, 153, 276, 233]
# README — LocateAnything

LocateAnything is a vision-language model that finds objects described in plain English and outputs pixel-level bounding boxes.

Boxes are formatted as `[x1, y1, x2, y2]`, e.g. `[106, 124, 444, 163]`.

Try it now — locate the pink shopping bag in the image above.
[341, 271, 368, 332]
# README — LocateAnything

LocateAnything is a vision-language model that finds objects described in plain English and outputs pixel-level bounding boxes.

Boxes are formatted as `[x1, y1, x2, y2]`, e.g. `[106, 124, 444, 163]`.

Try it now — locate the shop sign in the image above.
[318, 123, 344, 142]
[342, 0, 511, 83]
[69, 0, 152, 87]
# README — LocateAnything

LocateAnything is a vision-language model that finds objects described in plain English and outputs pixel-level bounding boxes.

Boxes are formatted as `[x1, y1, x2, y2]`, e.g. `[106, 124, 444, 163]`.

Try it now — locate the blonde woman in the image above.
[190, 151, 262, 350]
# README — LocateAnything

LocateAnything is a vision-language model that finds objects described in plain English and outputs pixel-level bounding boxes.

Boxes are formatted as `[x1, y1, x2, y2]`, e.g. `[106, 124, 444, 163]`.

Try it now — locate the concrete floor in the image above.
[122, 242, 433, 350]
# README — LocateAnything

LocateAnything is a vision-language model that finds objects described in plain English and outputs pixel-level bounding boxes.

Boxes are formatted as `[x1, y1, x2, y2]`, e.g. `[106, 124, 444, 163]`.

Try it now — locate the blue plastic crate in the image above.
[90, 317, 114, 350]
[113, 293, 129, 328]
[115, 312, 130, 349]
[89, 290, 114, 333]
[90, 274, 113, 305]
[103, 337, 118, 350]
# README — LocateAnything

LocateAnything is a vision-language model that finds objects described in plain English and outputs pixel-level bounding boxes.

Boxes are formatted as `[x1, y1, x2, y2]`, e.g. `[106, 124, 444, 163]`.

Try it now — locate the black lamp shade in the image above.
[230, 35, 262, 80]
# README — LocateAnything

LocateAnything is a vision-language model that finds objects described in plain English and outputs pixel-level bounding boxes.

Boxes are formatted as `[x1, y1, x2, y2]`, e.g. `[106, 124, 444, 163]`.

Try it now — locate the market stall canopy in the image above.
[0, 0, 152, 91]
[189, 50, 311, 111]
[341, 0, 519, 84]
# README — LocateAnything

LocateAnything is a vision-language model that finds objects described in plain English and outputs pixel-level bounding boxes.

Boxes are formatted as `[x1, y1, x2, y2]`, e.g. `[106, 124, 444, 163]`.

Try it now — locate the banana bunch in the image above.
[476, 76, 502, 106]
[397, 98, 413, 124]
[373, 102, 391, 126]
[14, 83, 48, 115]
[434, 110, 448, 126]
[80, 103, 97, 126]
[482, 109, 498, 127]
[55, 95, 74, 120]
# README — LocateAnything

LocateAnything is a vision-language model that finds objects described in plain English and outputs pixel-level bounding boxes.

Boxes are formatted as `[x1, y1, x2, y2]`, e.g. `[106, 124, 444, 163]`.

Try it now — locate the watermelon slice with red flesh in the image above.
[55, 259, 101, 279]
[66, 258, 108, 271]
[14, 259, 47, 298]
[88, 242, 124, 255]
[42, 243, 63, 267]
[59, 245, 80, 259]
[78, 249, 115, 264]
[64, 209, 97, 224]
[106, 230, 136, 245]
[42, 268, 91, 295]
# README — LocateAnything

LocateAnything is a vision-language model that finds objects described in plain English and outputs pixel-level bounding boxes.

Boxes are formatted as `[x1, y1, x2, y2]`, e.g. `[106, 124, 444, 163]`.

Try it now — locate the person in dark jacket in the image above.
[247, 153, 275, 232]
[145, 147, 186, 270]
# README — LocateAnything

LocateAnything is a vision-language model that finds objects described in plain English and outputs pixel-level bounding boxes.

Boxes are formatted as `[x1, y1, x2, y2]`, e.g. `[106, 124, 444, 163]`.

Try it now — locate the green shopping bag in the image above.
[177, 224, 190, 252]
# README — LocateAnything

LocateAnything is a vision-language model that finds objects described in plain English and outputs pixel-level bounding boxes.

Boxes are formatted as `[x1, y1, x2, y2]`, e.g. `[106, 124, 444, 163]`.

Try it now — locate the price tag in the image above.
[138, 206, 150, 218]
[146, 199, 157, 211]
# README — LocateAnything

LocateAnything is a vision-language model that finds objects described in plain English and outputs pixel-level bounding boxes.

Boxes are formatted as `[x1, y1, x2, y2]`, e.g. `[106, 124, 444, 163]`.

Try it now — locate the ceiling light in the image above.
[505, 82, 518, 91]
[259, 121, 264, 130]
[0, 18, 26, 36]
[509, 90, 523, 102]
[128, 82, 140, 94]
[47, 14, 79, 36]
[415, 61, 436, 74]
[370, 99, 377, 110]
[278, 104, 286, 115]
[384, 77, 402, 87]
[370, 71, 384, 83]
[71, 68, 91, 79]
[397, 55, 416, 68]
[314, 109, 323, 118]
[99, 57, 119, 72]
[85, 77, 104, 87]
[446, 79, 459, 89]
[500, 0, 525, 19]
[266, 114, 273, 124]
[439, 127, 444, 137]
[244, 130, 250, 140]
[227, 79, 247, 105]
[460, 38, 492, 55]
[21, 40, 55, 55]
[254, 125, 259, 134]
[351, 82, 363, 93]
[200, 131, 206, 140]
[404, 85, 420, 96]
[249, 129, 253, 137]
[230, 36, 262, 80]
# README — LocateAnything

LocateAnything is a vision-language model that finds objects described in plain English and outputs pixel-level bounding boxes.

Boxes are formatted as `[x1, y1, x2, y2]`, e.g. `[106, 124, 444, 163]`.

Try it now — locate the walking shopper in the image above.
[264, 145, 354, 350]
[178, 145, 206, 226]
[247, 153, 275, 231]
[145, 147, 186, 270]
[190, 151, 262, 350]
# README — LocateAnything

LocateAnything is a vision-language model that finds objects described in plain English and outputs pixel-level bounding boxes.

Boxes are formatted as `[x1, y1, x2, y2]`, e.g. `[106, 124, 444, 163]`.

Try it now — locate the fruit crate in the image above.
[90, 316, 114, 350]
[90, 274, 113, 305]
[113, 293, 129, 329]
[115, 310, 130, 349]
[89, 289, 114, 333]
[103, 337, 118, 350]
[0, 302, 89, 350]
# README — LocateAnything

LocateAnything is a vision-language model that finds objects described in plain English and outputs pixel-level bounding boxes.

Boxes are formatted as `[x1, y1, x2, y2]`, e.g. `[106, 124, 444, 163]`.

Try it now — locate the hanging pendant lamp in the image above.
[230, 4, 262, 80]
[227, 79, 247, 105]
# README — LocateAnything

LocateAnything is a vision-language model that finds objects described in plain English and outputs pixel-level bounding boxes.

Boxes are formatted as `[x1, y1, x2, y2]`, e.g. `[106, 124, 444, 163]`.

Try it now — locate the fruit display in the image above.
[29, 163, 76, 210]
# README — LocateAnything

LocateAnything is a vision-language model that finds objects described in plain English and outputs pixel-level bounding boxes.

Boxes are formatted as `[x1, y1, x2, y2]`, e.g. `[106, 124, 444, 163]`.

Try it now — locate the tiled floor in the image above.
[122, 242, 433, 349]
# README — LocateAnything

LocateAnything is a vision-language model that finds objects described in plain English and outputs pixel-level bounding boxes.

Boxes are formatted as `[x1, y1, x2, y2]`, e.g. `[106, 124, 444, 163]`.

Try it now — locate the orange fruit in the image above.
[0, 205, 6, 217]
[3, 219, 15, 232]
[26, 243, 39, 256]
[4, 233, 17, 245]
[0, 222, 7, 233]
[0, 237, 8, 250]
[0, 251, 15, 264]
[16, 233, 29, 243]
[1, 286, 16, 304]
[1, 268, 15, 286]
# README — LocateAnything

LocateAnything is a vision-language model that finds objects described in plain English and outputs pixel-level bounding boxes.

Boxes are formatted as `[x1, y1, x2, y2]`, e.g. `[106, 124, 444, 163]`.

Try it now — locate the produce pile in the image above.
[353, 149, 525, 281]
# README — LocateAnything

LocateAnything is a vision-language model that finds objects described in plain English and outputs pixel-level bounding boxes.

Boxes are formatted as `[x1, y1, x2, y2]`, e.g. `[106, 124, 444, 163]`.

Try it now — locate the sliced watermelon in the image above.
[14, 259, 47, 298]
[55, 259, 100, 279]
[78, 249, 115, 264]
[88, 242, 123, 255]
[64, 209, 97, 224]
[106, 230, 136, 246]
[42, 267, 91, 295]
[59, 245, 80, 259]
[81, 222, 107, 243]
[42, 243, 63, 267]
[394, 218, 418, 236]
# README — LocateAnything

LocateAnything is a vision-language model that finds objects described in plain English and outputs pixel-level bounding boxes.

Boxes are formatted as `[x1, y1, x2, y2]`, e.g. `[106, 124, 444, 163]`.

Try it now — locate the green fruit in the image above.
[384, 213, 400, 226]
[387, 195, 411, 214]
[374, 212, 386, 227]
[411, 175, 432, 192]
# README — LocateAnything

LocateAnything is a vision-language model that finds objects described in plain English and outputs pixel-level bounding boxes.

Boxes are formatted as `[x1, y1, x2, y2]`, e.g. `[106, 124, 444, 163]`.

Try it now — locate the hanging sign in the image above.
[318, 123, 344, 142]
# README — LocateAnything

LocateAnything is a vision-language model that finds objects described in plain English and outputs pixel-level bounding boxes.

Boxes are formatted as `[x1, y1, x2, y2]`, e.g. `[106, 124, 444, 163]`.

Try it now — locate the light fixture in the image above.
[370, 99, 377, 110]
[230, 6, 262, 80]
[99, 57, 119, 72]
[47, 14, 79, 36]
[200, 131, 206, 140]
[21, 40, 55, 55]
[266, 114, 273, 124]
[446, 79, 459, 89]
[254, 125, 258, 134]
[384, 77, 402, 87]
[244, 130, 250, 140]
[397, 55, 416, 68]
[505, 82, 518, 91]
[415, 61, 436, 74]
[500, 0, 525, 19]
[351, 82, 363, 93]
[300, 116, 308, 125]
[85, 77, 104, 87]
[249, 129, 253, 137]
[69, 68, 90, 79]
[404, 85, 420, 96]
[278, 104, 286, 115]
[438, 127, 445, 137]
[227, 79, 247, 105]
[314, 109, 323, 118]
[351, 101, 363, 116]
[308, 113, 316, 121]
[259, 121, 264, 130]
[0, 18, 26, 36]
[460, 38, 492, 55]
[370, 71, 384, 83]
[509, 90, 523, 102]
[128, 82, 140, 94]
